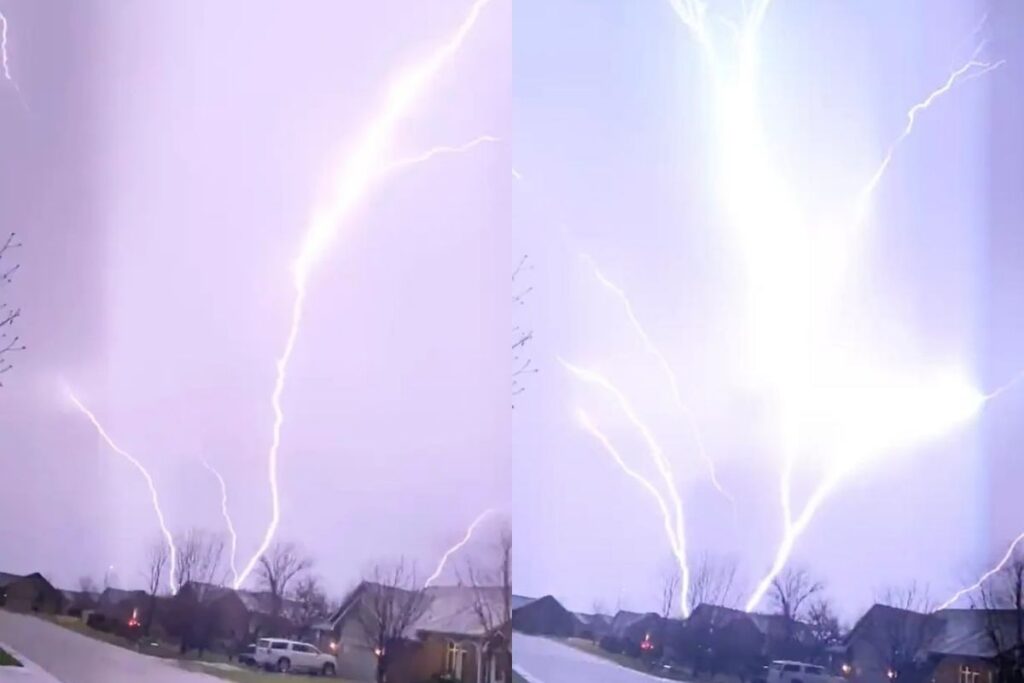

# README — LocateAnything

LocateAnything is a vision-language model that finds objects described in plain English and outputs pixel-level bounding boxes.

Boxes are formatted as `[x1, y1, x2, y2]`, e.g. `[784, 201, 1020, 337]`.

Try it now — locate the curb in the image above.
[0, 643, 62, 682]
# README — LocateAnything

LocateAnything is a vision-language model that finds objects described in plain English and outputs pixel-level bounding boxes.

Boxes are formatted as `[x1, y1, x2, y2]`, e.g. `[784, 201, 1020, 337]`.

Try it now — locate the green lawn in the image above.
[177, 660, 359, 683]
[0, 646, 22, 667]
[512, 672, 528, 683]
[560, 638, 688, 681]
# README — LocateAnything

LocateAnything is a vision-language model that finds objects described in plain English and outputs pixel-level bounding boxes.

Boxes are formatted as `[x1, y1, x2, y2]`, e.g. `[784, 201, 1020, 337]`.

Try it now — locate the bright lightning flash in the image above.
[202, 460, 240, 587]
[583, 254, 733, 508]
[424, 508, 496, 587]
[65, 387, 179, 594]
[938, 531, 1024, 610]
[235, 0, 497, 590]
[665, 1, 1002, 612]
[562, 359, 691, 616]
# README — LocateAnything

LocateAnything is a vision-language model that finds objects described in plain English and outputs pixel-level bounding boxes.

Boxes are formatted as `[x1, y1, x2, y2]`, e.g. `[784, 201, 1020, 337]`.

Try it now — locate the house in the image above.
[328, 582, 510, 683]
[166, 582, 304, 650]
[59, 589, 99, 616]
[96, 587, 151, 624]
[573, 611, 611, 641]
[843, 605, 1022, 683]
[511, 595, 578, 637]
[0, 572, 63, 614]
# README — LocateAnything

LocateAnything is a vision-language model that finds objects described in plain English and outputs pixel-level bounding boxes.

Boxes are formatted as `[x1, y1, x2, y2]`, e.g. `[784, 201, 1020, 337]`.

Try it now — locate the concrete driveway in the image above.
[0, 610, 220, 683]
[513, 633, 678, 683]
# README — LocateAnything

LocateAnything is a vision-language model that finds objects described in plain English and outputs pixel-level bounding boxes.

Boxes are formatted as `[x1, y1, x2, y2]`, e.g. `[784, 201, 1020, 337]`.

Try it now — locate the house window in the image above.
[445, 640, 465, 679]
[960, 665, 981, 683]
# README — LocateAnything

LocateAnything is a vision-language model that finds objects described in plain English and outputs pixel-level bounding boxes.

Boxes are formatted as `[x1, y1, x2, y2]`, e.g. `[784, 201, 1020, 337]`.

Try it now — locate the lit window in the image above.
[960, 666, 980, 683]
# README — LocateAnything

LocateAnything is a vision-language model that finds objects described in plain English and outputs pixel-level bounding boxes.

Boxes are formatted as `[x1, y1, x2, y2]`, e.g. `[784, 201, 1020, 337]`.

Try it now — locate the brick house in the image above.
[0, 572, 63, 614]
[329, 582, 510, 683]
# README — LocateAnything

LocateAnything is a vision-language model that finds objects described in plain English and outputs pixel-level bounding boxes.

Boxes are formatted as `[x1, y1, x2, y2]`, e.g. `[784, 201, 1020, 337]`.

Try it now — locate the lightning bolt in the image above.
[234, 0, 496, 590]
[854, 44, 1004, 226]
[0, 10, 27, 110]
[65, 387, 179, 594]
[664, 0, 1003, 613]
[202, 460, 239, 587]
[938, 531, 1024, 610]
[582, 254, 733, 509]
[385, 135, 499, 175]
[424, 508, 496, 587]
[562, 359, 690, 616]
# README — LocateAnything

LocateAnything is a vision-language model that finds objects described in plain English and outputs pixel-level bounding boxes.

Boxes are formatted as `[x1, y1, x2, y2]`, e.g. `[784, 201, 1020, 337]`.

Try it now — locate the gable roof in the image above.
[511, 594, 536, 610]
[0, 572, 57, 591]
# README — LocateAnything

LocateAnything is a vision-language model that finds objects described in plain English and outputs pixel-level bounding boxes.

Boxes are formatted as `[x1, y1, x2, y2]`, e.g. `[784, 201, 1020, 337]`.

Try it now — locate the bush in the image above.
[599, 635, 624, 654]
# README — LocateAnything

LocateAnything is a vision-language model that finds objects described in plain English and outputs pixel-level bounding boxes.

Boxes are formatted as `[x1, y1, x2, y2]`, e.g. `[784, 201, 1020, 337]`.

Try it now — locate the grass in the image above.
[177, 660, 358, 682]
[0, 646, 22, 667]
[560, 638, 689, 681]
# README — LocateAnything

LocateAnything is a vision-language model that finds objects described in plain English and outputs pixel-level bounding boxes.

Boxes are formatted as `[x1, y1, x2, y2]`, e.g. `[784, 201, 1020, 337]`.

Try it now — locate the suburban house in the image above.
[510, 594, 578, 637]
[843, 605, 1024, 683]
[168, 581, 304, 646]
[0, 571, 63, 613]
[60, 589, 99, 616]
[573, 611, 611, 641]
[328, 582, 510, 683]
[96, 587, 152, 624]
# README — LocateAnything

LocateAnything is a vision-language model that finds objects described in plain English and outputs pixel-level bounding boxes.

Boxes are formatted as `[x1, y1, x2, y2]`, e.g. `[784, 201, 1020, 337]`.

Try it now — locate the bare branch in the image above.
[256, 541, 313, 618]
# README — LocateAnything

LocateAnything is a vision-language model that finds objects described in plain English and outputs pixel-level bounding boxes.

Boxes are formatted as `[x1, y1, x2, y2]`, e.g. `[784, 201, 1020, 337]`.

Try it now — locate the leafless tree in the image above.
[292, 575, 331, 639]
[807, 598, 842, 654]
[174, 528, 227, 591]
[512, 254, 537, 408]
[0, 233, 24, 387]
[661, 562, 681, 619]
[975, 553, 1024, 683]
[78, 576, 98, 595]
[143, 540, 169, 635]
[358, 559, 430, 683]
[876, 580, 934, 613]
[687, 552, 740, 614]
[257, 541, 313, 619]
[770, 566, 823, 623]
[462, 524, 513, 682]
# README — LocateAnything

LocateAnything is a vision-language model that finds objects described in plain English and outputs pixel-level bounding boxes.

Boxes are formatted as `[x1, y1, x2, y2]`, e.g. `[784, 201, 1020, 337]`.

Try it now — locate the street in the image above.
[513, 633, 674, 683]
[0, 610, 219, 683]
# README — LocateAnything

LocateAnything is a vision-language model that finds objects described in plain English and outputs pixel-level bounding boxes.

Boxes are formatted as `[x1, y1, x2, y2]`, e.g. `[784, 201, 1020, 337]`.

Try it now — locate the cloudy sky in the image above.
[513, 0, 1024, 620]
[0, 0, 510, 596]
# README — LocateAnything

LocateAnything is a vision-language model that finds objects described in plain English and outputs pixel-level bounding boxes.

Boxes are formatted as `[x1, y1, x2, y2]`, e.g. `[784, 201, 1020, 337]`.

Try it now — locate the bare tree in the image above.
[174, 528, 227, 590]
[770, 566, 823, 623]
[660, 561, 681, 619]
[257, 541, 313, 619]
[807, 598, 842, 658]
[876, 580, 934, 613]
[463, 525, 513, 682]
[512, 255, 537, 408]
[0, 233, 24, 387]
[143, 540, 169, 635]
[975, 554, 1024, 683]
[687, 552, 739, 614]
[358, 559, 430, 683]
[78, 576, 98, 595]
[292, 575, 330, 639]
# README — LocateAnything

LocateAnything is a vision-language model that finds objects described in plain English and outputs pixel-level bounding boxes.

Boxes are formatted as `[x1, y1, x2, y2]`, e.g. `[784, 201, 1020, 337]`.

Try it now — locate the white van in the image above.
[766, 660, 839, 683]
[254, 638, 336, 676]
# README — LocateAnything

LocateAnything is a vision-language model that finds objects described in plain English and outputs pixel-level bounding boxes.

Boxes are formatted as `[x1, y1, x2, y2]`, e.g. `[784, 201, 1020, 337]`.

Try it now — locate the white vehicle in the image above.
[767, 660, 840, 683]
[254, 638, 336, 676]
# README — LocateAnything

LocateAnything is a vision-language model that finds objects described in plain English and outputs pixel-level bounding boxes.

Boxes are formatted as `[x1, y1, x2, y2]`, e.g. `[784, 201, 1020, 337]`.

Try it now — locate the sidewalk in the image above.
[0, 643, 62, 683]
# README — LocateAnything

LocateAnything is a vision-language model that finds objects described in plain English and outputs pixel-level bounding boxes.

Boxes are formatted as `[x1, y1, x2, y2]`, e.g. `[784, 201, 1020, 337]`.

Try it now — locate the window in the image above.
[292, 644, 314, 653]
[806, 666, 825, 675]
[960, 666, 981, 683]
[445, 640, 459, 673]
[257, 639, 270, 649]
[271, 642, 288, 651]
[784, 665, 802, 673]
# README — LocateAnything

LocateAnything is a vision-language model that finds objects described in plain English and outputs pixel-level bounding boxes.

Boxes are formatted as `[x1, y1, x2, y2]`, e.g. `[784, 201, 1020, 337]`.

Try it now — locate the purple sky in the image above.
[513, 0, 1024, 620]
[0, 0, 510, 596]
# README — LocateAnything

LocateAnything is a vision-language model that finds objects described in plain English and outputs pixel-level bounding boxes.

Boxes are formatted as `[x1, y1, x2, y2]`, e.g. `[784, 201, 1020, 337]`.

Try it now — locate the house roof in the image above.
[331, 582, 508, 639]
[0, 572, 56, 591]
[511, 595, 536, 611]
[930, 609, 1022, 659]
[180, 581, 303, 619]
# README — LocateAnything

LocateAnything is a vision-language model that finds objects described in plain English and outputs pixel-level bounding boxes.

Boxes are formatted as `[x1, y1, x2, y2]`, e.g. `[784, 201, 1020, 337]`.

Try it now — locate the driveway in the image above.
[513, 633, 678, 683]
[0, 610, 220, 683]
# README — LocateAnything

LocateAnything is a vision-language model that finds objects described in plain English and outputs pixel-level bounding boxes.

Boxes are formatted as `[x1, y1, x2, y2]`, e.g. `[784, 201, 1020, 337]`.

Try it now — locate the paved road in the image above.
[0, 610, 219, 683]
[513, 633, 676, 683]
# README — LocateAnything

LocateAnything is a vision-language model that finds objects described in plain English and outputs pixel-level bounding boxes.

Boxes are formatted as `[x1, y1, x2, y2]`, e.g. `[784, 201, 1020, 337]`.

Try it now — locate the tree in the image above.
[143, 540, 169, 636]
[174, 528, 227, 590]
[292, 575, 331, 640]
[358, 559, 429, 683]
[0, 232, 24, 387]
[876, 581, 934, 613]
[866, 581, 940, 682]
[770, 566, 823, 623]
[661, 561, 681, 619]
[512, 255, 537, 408]
[975, 553, 1024, 683]
[807, 598, 842, 659]
[688, 552, 740, 614]
[256, 541, 313, 619]
[78, 576, 98, 595]
[463, 525, 513, 682]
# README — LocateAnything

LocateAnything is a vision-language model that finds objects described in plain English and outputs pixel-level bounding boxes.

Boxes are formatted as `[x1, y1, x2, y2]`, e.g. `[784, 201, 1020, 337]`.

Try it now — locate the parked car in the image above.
[767, 661, 841, 683]
[254, 638, 336, 676]
[237, 643, 256, 666]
